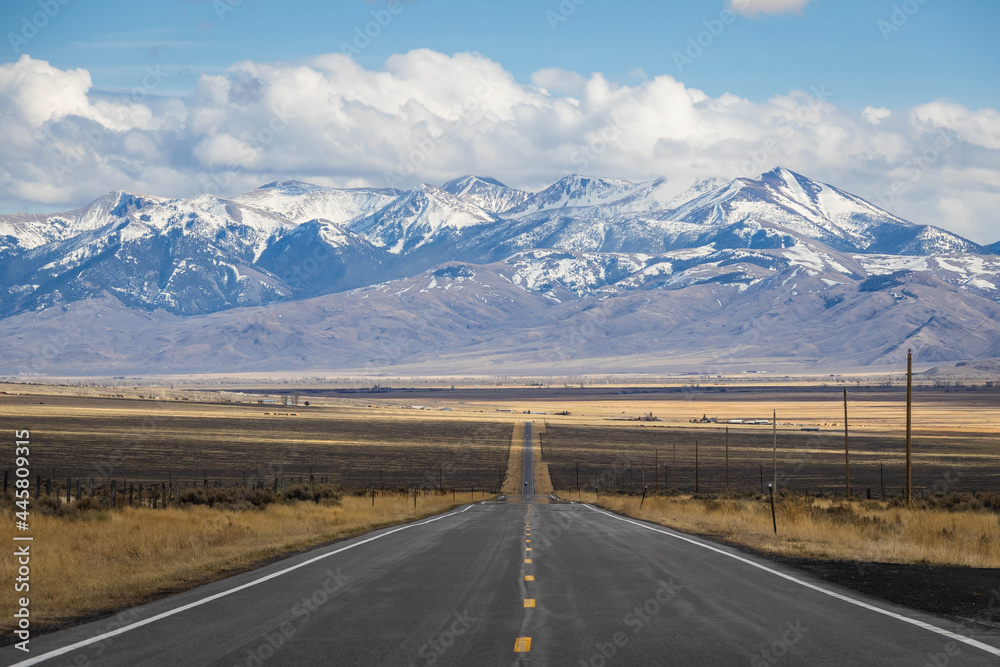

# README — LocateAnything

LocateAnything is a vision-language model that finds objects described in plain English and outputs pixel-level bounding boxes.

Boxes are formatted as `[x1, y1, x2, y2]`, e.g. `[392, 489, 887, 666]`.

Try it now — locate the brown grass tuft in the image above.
[0, 492, 462, 634]
[573, 492, 1000, 568]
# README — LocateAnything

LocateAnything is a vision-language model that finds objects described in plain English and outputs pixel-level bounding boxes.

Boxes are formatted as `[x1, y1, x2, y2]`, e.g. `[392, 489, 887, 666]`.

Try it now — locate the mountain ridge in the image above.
[1, 167, 997, 374]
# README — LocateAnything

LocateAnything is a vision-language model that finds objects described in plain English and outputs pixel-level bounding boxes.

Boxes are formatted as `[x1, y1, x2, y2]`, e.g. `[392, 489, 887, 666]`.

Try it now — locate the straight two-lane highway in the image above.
[4, 423, 1000, 665]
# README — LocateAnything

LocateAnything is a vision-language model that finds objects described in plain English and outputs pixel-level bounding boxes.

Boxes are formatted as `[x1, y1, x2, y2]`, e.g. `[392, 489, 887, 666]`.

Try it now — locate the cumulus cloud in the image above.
[862, 106, 892, 125]
[728, 0, 811, 18]
[1, 50, 999, 244]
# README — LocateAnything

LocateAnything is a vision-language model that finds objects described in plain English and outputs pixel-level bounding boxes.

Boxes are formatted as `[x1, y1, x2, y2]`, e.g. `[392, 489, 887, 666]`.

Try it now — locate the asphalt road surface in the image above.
[5, 423, 1000, 666]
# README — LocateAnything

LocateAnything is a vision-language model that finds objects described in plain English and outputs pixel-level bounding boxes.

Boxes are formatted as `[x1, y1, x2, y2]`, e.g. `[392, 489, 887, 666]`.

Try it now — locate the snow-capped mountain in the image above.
[349, 183, 501, 256]
[504, 174, 641, 217]
[232, 180, 400, 225]
[439, 175, 529, 214]
[1, 166, 998, 374]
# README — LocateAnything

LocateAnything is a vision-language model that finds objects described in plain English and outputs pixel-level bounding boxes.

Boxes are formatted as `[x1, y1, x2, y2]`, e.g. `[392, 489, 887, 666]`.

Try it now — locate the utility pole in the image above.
[725, 426, 730, 494]
[906, 349, 913, 505]
[844, 387, 851, 498]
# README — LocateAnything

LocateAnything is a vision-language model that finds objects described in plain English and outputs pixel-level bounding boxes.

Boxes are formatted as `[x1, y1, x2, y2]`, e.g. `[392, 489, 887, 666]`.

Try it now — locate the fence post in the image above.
[769, 483, 777, 534]
[76, 478, 81, 501]
[35, 475, 41, 499]
[111, 480, 117, 507]
[66, 478, 71, 503]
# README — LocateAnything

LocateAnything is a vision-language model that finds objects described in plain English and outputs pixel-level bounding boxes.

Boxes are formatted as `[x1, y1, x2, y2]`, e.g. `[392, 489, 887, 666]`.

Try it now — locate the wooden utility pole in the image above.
[694, 440, 699, 493]
[772, 410, 777, 494]
[844, 387, 851, 497]
[906, 349, 913, 505]
[725, 427, 730, 494]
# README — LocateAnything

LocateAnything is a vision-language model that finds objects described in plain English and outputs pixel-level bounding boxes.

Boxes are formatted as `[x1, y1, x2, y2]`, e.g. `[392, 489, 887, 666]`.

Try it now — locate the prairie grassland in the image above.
[0, 392, 513, 489]
[542, 422, 999, 496]
[578, 492, 1000, 568]
[471, 386, 1000, 435]
[532, 422, 554, 495]
[0, 492, 463, 634]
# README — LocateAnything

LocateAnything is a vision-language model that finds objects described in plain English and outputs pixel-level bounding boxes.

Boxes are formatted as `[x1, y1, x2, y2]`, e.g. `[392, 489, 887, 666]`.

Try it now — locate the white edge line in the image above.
[582, 504, 1000, 658]
[10, 504, 476, 667]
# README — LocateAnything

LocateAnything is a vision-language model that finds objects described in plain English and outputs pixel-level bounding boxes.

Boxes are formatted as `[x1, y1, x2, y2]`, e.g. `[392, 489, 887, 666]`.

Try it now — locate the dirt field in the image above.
[2, 383, 996, 496]
[542, 422, 999, 496]
[0, 393, 512, 492]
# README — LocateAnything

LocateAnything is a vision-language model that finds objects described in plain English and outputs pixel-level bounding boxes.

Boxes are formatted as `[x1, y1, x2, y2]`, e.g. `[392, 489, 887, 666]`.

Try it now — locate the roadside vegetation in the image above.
[0, 490, 465, 635]
[574, 491, 1000, 568]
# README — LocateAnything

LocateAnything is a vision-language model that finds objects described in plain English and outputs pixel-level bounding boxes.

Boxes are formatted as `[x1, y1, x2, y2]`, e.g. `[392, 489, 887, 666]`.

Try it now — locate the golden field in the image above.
[577, 492, 1000, 568]
[0, 492, 461, 635]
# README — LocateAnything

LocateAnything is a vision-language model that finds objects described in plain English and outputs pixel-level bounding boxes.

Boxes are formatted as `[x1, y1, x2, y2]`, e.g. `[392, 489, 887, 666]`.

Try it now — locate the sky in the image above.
[1, 0, 999, 242]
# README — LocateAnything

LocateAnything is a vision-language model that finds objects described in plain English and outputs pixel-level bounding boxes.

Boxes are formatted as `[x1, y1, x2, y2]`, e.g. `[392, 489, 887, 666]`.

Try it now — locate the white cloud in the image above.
[728, 0, 811, 18]
[1, 51, 999, 244]
[862, 106, 892, 125]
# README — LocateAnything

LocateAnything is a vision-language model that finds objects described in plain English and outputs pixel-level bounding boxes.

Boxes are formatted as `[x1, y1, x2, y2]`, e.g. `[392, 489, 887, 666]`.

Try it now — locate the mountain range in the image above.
[1, 167, 998, 375]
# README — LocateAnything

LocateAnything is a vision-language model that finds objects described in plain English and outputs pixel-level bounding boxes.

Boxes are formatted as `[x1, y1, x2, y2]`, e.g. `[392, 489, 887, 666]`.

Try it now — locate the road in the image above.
[523, 421, 534, 497]
[4, 422, 1000, 666]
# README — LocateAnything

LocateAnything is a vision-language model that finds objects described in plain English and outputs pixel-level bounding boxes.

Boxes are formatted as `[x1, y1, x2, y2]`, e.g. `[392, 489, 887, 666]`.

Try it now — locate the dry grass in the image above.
[574, 492, 1000, 568]
[532, 422, 554, 495]
[0, 492, 462, 634]
[501, 422, 524, 494]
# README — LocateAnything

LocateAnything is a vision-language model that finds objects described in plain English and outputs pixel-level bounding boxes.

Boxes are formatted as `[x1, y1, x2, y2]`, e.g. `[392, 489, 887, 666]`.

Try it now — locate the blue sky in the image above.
[4, 0, 998, 109]
[1, 0, 999, 242]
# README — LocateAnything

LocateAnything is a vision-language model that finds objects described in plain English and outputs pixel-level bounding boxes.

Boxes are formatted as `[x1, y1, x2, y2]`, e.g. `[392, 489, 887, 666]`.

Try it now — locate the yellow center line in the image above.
[524, 558, 532, 563]
[524, 599, 535, 608]
[524, 575, 534, 581]
[526, 547, 532, 551]
[515, 637, 532, 652]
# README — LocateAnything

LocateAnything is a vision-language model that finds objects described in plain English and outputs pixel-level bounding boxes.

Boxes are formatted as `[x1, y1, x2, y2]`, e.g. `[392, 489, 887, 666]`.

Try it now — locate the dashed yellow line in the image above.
[526, 547, 532, 551]
[524, 575, 535, 581]
[515, 637, 532, 652]
[524, 598, 535, 608]
[524, 558, 532, 563]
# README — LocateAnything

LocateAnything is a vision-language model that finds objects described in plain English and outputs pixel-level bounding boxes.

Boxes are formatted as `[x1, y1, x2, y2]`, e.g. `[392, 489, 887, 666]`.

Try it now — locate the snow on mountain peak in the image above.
[506, 174, 640, 217]
[232, 181, 401, 226]
[350, 183, 501, 254]
[440, 175, 529, 214]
